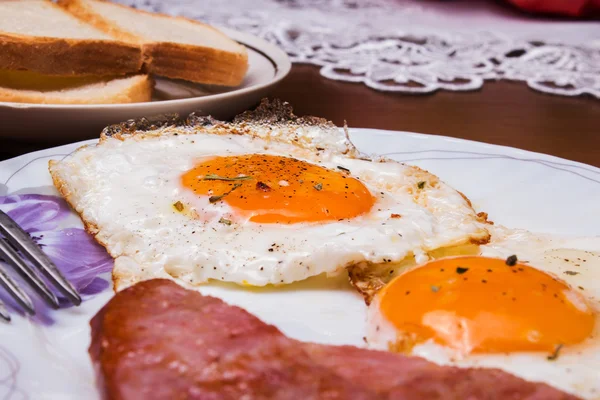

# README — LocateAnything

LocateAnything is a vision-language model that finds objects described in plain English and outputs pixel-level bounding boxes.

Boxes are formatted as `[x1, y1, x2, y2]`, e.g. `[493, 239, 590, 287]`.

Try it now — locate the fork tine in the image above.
[0, 299, 10, 322]
[0, 263, 35, 315]
[0, 238, 60, 309]
[0, 211, 81, 306]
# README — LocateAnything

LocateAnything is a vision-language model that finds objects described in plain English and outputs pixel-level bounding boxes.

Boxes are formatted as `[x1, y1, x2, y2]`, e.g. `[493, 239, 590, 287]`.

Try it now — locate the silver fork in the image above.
[0, 210, 81, 322]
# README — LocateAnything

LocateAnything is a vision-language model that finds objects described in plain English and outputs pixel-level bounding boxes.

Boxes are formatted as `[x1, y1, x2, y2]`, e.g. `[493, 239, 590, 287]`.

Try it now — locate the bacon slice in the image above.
[90, 279, 578, 400]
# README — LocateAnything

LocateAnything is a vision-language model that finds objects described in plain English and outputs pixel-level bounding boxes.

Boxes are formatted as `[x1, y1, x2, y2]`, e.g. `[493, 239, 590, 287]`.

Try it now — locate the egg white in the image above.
[50, 130, 488, 290]
[367, 225, 600, 399]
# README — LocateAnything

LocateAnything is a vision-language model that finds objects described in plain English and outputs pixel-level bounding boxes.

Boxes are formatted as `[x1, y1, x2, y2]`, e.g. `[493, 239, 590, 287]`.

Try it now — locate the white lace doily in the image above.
[123, 0, 600, 98]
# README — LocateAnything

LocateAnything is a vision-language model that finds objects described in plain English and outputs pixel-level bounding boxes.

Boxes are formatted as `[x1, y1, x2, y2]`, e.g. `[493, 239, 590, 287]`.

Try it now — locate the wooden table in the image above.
[272, 66, 600, 167]
[2, 65, 599, 167]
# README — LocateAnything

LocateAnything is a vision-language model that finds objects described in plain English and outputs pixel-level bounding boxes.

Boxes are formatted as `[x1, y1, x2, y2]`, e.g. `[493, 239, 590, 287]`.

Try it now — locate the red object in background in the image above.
[506, 0, 600, 17]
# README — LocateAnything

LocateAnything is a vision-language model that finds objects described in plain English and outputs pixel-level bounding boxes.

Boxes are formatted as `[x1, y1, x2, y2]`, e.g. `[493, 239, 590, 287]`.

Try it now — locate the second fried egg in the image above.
[367, 227, 600, 398]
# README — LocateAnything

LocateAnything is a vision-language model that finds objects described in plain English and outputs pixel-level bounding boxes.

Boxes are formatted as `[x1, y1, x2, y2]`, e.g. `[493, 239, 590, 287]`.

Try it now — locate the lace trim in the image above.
[123, 0, 600, 98]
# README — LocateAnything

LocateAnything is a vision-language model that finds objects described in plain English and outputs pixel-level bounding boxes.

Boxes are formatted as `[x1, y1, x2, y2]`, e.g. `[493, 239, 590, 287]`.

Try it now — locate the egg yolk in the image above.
[181, 154, 375, 224]
[378, 256, 594, 354]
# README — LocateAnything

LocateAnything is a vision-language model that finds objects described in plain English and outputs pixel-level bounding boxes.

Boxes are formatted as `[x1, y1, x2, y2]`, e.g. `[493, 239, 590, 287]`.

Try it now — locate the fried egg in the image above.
[367, 225, 600, 399]
[49, 103, 488, 290]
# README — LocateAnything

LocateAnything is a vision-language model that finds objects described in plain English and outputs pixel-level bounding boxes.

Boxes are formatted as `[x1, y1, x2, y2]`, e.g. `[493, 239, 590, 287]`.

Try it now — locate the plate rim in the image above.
[351, 128, 600, 173]
[2, 128, 598, 174]
[0, 27, 291, 110]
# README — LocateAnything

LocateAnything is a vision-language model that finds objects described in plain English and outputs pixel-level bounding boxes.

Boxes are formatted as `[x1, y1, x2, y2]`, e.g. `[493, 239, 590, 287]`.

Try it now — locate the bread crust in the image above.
[145, 42, 248, 86]
[0, 74, 153, 104]
[58, 0, 249, 86]
[58, 0, 141, 43]
[0, 32, 143, 76]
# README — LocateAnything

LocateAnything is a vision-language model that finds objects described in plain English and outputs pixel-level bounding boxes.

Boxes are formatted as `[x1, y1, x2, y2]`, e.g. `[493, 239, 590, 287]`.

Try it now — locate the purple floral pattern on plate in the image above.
[0, 194, 113, 324]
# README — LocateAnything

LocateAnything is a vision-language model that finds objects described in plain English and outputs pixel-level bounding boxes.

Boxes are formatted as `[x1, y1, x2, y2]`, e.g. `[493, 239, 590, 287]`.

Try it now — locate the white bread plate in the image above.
[0, 28, 290, 141]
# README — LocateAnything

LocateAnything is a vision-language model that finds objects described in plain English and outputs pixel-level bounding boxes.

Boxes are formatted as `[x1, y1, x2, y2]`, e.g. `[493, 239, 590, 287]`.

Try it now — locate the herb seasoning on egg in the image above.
[505, 255, 518, 266]
[547, 344, 563, 361]
[173, 201, 184, 211]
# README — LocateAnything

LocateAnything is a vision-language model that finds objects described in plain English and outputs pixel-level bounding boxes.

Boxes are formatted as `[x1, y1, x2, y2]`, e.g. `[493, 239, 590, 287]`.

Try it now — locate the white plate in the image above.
[0, 27, 291, 142]
[0, 130, 599, 399]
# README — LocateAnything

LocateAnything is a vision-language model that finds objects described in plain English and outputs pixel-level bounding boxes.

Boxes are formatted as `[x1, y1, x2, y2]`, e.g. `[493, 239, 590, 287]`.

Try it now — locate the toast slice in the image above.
[0, 0, 143, 76]
[59, 0, 249, 86]
[0, 71, 152, 104]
